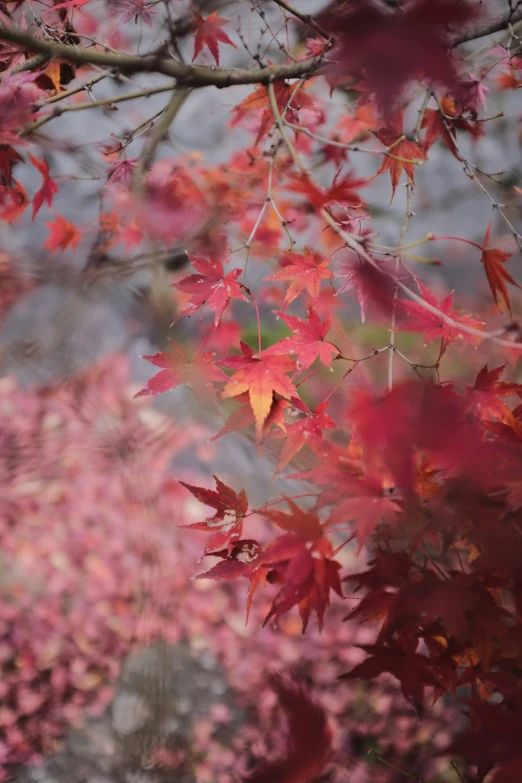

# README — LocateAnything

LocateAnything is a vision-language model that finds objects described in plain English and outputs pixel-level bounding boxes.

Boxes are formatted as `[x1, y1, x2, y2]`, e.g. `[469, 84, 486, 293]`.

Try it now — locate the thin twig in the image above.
[284, 121, 426, 165]
[389, 182, 414, 391]
[21, 82, 179, 136]
[435, 96, 522, 251]
[34, 71, 108, 107]
[271, 0, 332, 41]
[132, 85, 190, 187]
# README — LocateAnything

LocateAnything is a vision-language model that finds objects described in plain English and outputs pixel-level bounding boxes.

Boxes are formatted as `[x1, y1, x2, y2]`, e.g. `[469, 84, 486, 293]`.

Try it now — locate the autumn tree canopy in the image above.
[2, 0, 522, 781]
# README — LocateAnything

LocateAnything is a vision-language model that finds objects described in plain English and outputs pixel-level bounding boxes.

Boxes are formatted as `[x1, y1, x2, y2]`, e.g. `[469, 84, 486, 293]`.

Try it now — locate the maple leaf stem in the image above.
[193, 322, 215, 359]
[295, 364, 326, 388]
[396, 235, 433, 252]
[320, 348, 388, 404]
[331, 533, 357, 556]
[248, 288, 263, 354]
[251, 493, 318, 515]
[432, 235, 485, 252]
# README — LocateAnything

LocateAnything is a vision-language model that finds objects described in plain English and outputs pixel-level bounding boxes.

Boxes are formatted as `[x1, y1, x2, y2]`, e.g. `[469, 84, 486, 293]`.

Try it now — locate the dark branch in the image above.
[449, 5, 522, 46]
[0, 5, 521, 89]
[0, 25, 321, 86]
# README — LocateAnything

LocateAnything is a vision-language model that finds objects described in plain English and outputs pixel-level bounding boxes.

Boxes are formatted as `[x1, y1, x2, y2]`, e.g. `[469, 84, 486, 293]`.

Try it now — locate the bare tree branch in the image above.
[450, 4, 522, 45]
[1, 5, 521, 90]
[0, 25, 322, 86]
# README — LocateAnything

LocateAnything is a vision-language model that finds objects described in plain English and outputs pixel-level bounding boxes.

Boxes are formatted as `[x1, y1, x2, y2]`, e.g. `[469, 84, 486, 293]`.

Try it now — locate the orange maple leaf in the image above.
[264, 249, 333, 308]
[44, 215, 82, 252]
[232, 81, 315, 144]
[480, 221, 520, 316]
[221, 342, 297, 436]
[289, 170, 365, 212]
[374, 112, 426, 201]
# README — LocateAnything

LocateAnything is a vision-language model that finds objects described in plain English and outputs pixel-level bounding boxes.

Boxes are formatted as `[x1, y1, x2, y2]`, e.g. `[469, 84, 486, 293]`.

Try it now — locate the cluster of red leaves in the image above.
[180, 365, 522, 781]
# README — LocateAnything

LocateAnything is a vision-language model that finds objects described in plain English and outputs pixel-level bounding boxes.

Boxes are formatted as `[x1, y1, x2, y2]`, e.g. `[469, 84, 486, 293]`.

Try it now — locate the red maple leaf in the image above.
[336, 101, 380, 142]
[243, 674, 332, 783]
[347, 551, 413, 592]
[260, 306, 339, 371]
[480, 221, 521, 316]
[180, 475, 248, 553]
[326, 475, 401, 552]
[345, 552, 414, 625]
[340, 639, 441, 712]
[174, 253, 248, 326]
[197, 539, 264, 618]
[382, 571, 504, 648]
[322, 0, 476, 114]
[335, 256, 396, 323]
[0, 179, 28, 223]
[397, 281, 483, 356]
[28, 155, 58, 220]
[347, 381, 489, 495]
[106, 158, 137, 190]
[260, 501, 343, 630]
[44, 215, 82, 252]
[192, 10, 237, 66]
[274, 400, 336, 474]
[0, 145, 23, 183]
[374, 112, 426, 200]
[422, 95, 483, 157]
[221, 342, 297, 437]
[264, 249, 333, 308]
[288, 169, 365, 212]
[465, 364, 522, 422]
[135, 340, 226, 407]
[422, 106, 458, 157]
[118, 0, 157, 27]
